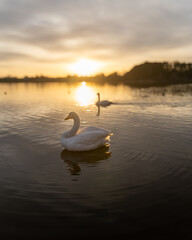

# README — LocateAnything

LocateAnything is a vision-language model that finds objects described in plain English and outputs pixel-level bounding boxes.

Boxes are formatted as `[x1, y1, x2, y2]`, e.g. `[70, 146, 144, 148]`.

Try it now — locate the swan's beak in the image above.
[65, 115, 70, 120]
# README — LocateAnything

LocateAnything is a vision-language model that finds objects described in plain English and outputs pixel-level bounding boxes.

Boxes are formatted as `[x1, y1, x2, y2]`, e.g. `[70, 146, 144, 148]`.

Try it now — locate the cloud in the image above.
[0, 0, 192, 76]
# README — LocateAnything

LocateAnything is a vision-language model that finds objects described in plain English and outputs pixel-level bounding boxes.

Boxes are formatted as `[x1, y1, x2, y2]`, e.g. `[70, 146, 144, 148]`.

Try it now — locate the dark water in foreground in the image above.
[0, 83, 192, 238]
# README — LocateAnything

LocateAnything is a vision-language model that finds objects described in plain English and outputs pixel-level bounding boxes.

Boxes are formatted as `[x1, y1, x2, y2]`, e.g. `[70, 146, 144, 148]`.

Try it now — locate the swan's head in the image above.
[65, 112, 78, 120]
[97, 92, 100, 96]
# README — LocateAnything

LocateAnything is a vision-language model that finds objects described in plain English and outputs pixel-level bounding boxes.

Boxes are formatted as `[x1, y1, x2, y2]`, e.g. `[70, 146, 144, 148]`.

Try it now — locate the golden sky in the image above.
[0, 0, 192, 77]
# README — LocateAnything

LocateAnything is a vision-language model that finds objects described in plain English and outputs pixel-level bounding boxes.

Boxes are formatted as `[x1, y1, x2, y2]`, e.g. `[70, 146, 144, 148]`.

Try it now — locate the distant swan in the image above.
[96, 92, 113, 107]
[60, 112, 112, 151]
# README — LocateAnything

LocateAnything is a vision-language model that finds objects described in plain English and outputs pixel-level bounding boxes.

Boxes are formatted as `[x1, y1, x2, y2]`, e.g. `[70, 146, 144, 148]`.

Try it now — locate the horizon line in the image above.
[1, 60, 192, 79]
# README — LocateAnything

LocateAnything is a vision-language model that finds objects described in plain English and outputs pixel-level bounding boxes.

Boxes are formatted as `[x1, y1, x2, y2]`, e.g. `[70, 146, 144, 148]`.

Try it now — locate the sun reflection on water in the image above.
[75, 81, 95, 106]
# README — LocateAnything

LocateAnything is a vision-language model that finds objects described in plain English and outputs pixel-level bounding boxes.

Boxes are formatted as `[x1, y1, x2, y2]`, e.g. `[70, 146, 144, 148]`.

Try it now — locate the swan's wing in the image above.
[98, 100, 113, 107]
[100, 100, 112, 104]
[76, 130, 110, 143]
[77, 126, 109, 134]
[65, 130, 111, 151]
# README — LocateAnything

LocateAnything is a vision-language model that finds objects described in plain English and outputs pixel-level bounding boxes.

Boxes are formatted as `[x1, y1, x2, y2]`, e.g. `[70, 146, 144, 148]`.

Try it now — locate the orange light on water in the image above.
[75, 81, 95, 106]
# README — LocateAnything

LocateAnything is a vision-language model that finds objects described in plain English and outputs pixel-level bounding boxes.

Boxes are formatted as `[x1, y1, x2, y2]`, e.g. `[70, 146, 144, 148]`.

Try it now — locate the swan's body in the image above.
[96, 93, 113, 107]
[60, 112, 112, 151]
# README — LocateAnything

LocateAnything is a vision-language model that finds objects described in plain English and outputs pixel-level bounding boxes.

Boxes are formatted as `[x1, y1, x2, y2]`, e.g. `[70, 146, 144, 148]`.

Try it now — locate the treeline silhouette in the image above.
[1, 61, 192, 87]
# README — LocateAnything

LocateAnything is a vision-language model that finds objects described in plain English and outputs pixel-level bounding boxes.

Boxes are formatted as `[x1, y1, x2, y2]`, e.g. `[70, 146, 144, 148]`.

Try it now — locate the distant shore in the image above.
[1, 61, 192, 87]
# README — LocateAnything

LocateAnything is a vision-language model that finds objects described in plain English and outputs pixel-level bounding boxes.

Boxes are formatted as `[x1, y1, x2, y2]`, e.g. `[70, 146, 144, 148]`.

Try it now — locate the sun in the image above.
[68, 58, 102, 76]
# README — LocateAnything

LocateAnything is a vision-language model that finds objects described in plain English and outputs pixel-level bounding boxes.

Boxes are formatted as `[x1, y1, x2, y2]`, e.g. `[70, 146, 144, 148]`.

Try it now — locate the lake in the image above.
[0, 82, 192, 238]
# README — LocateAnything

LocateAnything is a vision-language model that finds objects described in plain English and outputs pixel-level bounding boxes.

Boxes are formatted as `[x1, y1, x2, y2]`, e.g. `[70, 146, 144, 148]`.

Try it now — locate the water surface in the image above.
[0, 82, 192, 237]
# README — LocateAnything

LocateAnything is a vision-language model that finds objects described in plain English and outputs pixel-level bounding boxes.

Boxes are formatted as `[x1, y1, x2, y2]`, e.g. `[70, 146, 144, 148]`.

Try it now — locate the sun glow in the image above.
[75, 81, 95, 106]
[68, 58, 102, 76]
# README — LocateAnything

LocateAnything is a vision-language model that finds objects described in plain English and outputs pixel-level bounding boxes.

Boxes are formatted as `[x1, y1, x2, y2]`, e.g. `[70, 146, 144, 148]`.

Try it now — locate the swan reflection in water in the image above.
[96, 105, 100, 116]
[61, 145, 111, 175]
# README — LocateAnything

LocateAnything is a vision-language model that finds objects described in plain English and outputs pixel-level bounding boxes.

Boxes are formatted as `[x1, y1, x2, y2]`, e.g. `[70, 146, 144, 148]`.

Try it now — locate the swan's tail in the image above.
[104, 133, 112, 145]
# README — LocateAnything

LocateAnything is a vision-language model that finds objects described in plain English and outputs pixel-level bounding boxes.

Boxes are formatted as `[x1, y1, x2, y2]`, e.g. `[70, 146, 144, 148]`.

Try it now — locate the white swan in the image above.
[60, 112, 112, 151]
[96, 92, 113, 107]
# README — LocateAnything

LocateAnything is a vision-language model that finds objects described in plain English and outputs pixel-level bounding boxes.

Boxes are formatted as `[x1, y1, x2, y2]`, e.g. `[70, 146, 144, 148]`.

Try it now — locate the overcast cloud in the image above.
[0, 0, 192, 76]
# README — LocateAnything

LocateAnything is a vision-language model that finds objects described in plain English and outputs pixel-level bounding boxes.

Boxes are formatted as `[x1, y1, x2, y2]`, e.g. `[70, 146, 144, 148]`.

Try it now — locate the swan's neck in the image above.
[68, 115, 80, 137]
[97, 94, 100, 102]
